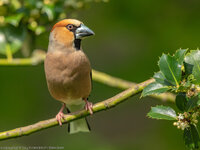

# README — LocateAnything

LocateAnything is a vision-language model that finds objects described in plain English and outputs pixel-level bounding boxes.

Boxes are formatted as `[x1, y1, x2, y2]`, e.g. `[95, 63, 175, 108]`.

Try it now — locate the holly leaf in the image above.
[175, 93, 187, 112]
[158, 54, 181, 86]
[147, 105, 177, 120]
[184, 125, 200, 149]
[186, 96, 200, 111]
[141, 82, 170, 97]
[153, 71, 172, 86]
[185, 50, 200, 84]
[184, 62, 194, 76]
[174, 49, 188, 65]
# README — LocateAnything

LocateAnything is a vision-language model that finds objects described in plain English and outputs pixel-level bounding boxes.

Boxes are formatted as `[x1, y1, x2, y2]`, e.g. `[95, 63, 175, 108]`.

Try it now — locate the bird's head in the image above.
[49, 19, 94, 51]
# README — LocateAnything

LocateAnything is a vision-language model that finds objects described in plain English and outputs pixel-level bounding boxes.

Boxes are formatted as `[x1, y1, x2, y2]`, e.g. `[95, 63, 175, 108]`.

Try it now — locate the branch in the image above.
[0, 50, 46, 66]
[92, 70, 175, 102]
[0, 79, 153, 141]
[0, 50, 175, 141]
[0, 51, 175, 103]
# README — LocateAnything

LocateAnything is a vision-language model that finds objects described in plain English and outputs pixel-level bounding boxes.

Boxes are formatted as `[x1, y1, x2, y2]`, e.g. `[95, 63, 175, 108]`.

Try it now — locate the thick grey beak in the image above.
[75, 24, 95, 39]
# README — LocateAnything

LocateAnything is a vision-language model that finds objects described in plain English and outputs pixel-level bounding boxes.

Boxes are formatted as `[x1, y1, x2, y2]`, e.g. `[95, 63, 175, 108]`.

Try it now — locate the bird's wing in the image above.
[90, 70, 93, 94]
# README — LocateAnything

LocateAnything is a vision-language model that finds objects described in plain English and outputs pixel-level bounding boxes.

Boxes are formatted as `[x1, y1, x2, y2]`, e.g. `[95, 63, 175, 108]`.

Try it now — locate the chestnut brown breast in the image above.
[44, 50, 91, 103]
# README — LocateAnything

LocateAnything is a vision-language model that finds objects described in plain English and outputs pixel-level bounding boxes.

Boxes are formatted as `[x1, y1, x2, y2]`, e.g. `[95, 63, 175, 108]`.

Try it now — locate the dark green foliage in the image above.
[186, 96, 200, 112]
[141, 82, 169, 97]
[0, 25, 26, 55]
[175, 93, 187, 112]
[158, 54, 182, 86]
[184, 125, 200, 149]
[142, 49, 200, 150]
[153, 71, 172, 86]
[174, 49, 188, 65]
[147, 105, 177, 120]
[0, 0, 106, 56]
[185, 50, 200, 84]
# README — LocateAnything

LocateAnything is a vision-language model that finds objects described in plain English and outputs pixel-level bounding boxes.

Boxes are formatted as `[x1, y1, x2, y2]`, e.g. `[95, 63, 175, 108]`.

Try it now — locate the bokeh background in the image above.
[1, 0, 200, 149]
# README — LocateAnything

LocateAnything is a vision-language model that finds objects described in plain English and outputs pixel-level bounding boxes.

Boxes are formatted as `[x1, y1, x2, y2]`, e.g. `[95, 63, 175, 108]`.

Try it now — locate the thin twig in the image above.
[0, 79, 153, 141]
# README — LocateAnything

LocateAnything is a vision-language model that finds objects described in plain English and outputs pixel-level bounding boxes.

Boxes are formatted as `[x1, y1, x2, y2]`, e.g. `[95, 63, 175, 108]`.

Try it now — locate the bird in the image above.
[44, 19, 94, 134]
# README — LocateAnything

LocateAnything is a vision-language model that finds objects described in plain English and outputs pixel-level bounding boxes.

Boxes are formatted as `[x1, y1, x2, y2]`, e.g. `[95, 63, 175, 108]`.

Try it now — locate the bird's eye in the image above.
[67, 24, 73, 30]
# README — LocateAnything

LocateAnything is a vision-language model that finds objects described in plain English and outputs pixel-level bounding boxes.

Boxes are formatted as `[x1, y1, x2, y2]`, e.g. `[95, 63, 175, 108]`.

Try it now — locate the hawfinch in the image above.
[44, 19, 94, 134]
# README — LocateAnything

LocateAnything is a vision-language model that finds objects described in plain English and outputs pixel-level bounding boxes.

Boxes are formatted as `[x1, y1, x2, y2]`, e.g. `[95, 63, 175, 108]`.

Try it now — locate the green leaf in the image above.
[186, 74, 196, 87]
[159, 54, 181, 86]
[186, 96, 200, 111]
[153, 71, 172, 86]
[184, 127, 194, 149]
[35, 26, 45, 35]
[0, 25, 26, 55]
[184, 125, 200, 149]
[153, 71, 165, 84]
[175, 93, 187, 111]
[141, 82, 170, 97]
[174, 49, 188, 65]
[0, 30, 6, 53]
[184, 62, 194, 76]
[42, 4, 55, 21]
[147, 105, 177, 120]
[5, 13, 23, 27]
[191, 125, 200, 149]
[185, 50, 200, 84]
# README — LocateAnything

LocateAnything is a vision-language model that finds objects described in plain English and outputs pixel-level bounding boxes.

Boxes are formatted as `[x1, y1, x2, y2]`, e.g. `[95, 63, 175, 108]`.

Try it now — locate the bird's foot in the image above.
[84, 99, 93, 115]
[56, 103, 66, 126]
[56, 111, 64, 126]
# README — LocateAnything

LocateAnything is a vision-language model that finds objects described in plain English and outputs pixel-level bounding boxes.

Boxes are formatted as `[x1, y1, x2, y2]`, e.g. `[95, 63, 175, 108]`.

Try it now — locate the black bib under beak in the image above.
[75, 24, 95, 39]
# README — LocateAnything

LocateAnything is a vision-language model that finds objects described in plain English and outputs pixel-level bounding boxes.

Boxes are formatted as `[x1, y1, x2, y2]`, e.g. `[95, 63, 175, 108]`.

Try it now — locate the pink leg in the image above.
[56, 103, 66, 126]
[84, 98, 93, 114]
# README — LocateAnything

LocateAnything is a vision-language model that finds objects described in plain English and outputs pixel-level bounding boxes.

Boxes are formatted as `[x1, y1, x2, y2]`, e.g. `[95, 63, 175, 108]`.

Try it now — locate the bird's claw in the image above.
[85, 101, 93, 114]
[56, 112, 64, 126]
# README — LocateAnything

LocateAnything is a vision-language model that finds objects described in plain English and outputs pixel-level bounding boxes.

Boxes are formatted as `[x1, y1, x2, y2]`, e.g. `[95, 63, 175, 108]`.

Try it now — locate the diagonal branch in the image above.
[0, 50, 175, 103]
[0, 79, 153, 141]
[92, 70, 175, 102]
[0, 50, 175, 141]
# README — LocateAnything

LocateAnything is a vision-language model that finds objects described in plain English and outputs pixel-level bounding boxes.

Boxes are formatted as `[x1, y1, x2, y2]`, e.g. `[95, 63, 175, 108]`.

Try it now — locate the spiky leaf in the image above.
[175, 93, 187, 111]
[174, 49, 188, 65]
[147, 105, 177, 120]
[141, 82, 170, 97]
[159, 54, 181, 86]
[185, 50, 200, 84]
[153, 71, 172, 86]
[184, 125, 200, 149]
[186, 96, 200, 111]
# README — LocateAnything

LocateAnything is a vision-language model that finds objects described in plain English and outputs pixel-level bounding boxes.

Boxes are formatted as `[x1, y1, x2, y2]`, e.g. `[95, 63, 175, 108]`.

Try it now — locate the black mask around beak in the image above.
[75, 24, 95, 39]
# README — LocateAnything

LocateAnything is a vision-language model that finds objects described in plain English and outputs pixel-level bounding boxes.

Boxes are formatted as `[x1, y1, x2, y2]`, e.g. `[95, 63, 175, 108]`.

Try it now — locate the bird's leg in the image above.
[84, 98, 93, 114]
[56, 103, 66, 126]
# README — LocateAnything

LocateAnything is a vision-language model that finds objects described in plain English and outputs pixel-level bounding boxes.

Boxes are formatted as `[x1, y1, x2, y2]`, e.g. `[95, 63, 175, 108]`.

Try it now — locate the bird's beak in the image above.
[75, 24, 95, 39]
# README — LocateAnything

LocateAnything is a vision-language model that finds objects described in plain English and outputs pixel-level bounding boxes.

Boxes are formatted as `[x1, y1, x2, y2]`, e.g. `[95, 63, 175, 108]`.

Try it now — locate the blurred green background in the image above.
[1, 0, 200, 149]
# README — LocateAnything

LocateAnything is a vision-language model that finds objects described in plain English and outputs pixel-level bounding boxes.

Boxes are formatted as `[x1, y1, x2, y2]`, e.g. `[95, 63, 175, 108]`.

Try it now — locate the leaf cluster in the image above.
[0, 0, 107, 56]
[142, 49, 200, 149]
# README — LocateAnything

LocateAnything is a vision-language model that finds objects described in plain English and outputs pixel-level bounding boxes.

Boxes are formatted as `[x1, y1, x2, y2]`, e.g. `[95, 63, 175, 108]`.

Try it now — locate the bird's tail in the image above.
[66, 100, 90, 134]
